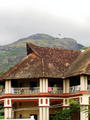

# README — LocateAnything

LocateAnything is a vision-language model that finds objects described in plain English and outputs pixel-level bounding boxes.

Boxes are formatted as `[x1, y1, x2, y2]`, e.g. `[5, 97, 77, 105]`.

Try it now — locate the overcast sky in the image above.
[0, 0, 90, 46]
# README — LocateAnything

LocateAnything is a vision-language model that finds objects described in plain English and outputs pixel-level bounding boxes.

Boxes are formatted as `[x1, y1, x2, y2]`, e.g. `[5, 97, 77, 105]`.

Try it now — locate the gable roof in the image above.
[0, 43, 81, 80]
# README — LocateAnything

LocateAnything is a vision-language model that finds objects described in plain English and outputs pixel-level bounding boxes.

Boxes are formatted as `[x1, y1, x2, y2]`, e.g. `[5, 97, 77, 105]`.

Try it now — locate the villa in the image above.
[0, 42, 90, 120]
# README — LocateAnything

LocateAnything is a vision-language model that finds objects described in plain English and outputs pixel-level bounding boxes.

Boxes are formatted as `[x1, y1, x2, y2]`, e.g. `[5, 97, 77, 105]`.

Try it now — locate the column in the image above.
[40, 79, 43, 93]
[8, 80, 11, 93]
[4, 98, 12, 119]
[46, 79, 48, 93]
[40, 107, 43, 120]
[63, 79, 70, 93]
[4, 108, 8, 119]
[5, 80, 9, 94]
[5, 80, 11, 94]
[39, 98, 49, 120]
[80, 95, 89, 120]
[40, 78, 48, 93]
[43, 79, 46, 93]
[80, 75, 87, 91]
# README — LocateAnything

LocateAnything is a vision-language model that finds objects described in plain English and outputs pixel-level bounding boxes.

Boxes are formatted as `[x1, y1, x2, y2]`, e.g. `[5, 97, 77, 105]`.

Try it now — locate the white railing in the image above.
[0, 89, 4, 96]
[11, 87, 40, 95]
[48, 87, 63, 94]
[69, 85, 80, 93]
[87, 85, 90, 91]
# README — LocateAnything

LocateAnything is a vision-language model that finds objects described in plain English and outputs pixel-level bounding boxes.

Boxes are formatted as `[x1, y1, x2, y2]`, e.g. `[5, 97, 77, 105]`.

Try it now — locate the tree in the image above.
[52, 100, 80, 120]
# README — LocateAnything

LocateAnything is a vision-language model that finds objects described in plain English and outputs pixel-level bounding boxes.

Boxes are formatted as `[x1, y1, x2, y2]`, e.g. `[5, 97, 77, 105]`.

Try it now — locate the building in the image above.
[0, 42, 90, 120]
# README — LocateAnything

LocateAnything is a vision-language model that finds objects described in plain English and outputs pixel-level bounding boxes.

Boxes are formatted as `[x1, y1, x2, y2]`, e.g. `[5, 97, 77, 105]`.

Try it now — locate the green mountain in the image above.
[0, 33, 84, 72]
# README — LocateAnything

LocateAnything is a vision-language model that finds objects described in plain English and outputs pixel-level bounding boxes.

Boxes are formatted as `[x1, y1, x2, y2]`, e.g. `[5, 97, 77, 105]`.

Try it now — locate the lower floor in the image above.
[3, 101, 88, 120]
[12, 101, 62, 120]
[1, 93, 90, 120]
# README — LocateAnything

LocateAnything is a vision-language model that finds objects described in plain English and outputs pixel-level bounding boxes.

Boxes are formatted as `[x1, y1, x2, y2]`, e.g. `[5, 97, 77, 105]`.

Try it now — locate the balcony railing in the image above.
[48, 87, 63, 94]
[0, 89, 4, 96]
[11, 87, 63, 95]
[87, 85, 90, 91]
[69, 85, 80, 93]
[11, 87, 40, 95]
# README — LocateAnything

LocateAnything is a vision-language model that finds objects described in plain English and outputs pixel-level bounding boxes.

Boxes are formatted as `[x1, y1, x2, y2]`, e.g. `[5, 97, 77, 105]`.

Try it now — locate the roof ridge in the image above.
[26, 42, 80, 51]
[41, 58, 45, 77]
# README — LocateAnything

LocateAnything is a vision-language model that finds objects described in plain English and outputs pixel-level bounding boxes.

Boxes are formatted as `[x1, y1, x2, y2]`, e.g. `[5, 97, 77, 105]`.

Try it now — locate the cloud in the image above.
[0, 0, 90, 46]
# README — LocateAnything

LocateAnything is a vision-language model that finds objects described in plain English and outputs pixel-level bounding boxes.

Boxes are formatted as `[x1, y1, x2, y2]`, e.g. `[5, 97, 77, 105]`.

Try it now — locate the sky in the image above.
[0, 0, 90, 46]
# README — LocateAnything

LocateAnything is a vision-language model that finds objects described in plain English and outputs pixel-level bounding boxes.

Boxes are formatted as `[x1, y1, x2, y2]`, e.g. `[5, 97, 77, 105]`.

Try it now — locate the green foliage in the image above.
[82, 46, 90, 50]
[52, 108, 72, 120]
[0, 104, 4, 118]
[69, 99, 80, 113]
[0, 71, 5, 75]
[0, 116, 4, 119]
[52, 100, 80, 120]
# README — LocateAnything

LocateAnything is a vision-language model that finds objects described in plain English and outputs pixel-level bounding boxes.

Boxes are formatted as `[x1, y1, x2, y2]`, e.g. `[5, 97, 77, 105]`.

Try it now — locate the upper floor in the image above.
[0, 75, 90, 97]
[0, 43, 90, 98]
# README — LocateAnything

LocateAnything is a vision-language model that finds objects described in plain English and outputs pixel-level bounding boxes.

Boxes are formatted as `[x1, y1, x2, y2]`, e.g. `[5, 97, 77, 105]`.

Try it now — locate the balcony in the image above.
[48, 87, 63, 94]
[11, 87, 63, 95]
[3, 85, 90, 95]
[69, 85, 80, 93]
[11, 87, 40, 95]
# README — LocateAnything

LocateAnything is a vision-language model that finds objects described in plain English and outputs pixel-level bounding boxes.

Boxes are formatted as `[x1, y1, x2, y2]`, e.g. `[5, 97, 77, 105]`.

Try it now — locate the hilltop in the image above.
[0, 33, 84, 71]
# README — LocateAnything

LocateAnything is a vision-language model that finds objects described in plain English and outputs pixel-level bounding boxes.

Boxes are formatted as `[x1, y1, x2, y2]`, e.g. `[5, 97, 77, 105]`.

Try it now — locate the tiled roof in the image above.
[0, 43, 81, 80]
[65, 48, 90, 77]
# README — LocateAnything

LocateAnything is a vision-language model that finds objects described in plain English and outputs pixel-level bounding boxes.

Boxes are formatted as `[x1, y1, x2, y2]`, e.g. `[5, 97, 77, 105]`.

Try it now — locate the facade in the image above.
[0, 43, 90, 120]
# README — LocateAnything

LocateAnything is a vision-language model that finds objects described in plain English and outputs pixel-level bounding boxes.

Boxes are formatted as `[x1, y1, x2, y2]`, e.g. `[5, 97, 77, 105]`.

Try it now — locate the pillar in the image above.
[43, 79, 46, 93]
[63, 79, 70, 93]
[40, 79, 43, 93]
[46, 79, 48, 93]
[40, 78, 48, 93]
[39, 98, 49, 120]
[5, 80, 11, 94]
[80, 95, 89, 120]
[80, 75, 87, 91]
[4, 98, 12, 119]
